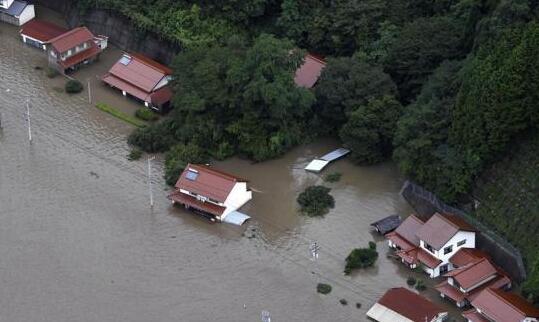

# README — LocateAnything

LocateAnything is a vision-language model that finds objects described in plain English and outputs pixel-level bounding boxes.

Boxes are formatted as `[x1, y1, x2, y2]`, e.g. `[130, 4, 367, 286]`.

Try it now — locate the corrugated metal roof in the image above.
[394, 215, 424, 247]
[49, 27, 94, 53]
[416, 213, 475, 250]
[168, 191, 225, 216]
[371, 215, 401, 235]
[472, 288, 539, 321]
[20, 19, 67, 42]
[371, 288, 446, 322]
[223, 211, 250, 226]
[294, 54, 326, 88]
[108, 53, 170, 92]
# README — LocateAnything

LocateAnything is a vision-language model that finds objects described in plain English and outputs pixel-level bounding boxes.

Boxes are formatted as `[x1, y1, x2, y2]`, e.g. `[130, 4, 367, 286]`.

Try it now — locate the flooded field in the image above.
[0, 9, 464, 322]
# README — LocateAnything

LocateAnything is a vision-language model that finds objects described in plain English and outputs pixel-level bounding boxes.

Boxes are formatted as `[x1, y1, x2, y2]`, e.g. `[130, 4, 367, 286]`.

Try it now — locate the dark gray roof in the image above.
[0, 1, 28, 16]
[371, 215, 402, 235]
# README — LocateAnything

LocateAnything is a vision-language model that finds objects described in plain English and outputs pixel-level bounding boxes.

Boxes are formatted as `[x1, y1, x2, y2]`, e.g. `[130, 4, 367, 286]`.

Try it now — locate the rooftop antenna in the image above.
[148, 156, 155, 208]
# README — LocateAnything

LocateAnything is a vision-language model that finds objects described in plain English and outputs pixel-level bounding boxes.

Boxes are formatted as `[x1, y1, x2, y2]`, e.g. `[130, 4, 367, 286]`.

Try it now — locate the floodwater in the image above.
[0, 9, 464, 322]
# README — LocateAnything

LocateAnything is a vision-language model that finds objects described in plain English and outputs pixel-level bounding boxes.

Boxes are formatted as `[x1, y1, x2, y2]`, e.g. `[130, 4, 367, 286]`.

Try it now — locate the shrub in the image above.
[355, 302, 362, 309]
[316, 283, 332, 295]
[406, 276, 416, 286]
[415, 279, 426, 291]
[46, 67, 59, 78]
[164, 143, 208, 185]
[65, 79, 83, 94]
[297, 185, 335, 217]
[344, 246, 378, 274]
[135, 108, 158, 121]
[127, 147, 143, 161]
[324, 172, 342, 183]
[368, 241, 376, 250]
[128, 124, 175, 152]
[339, 299, 348, 305]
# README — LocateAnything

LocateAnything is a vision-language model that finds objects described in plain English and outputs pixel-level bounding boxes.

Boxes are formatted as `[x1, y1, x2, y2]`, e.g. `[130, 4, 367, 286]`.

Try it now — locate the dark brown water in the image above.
[0, 9, 464, 322]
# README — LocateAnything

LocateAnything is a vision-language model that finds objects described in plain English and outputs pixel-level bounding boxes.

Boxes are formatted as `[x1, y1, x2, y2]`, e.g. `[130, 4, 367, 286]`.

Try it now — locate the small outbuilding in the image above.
[371, 215, 402, 235]
[367, 287, 448, 322]
[102, 53, 173, 112]
[0, 0, 34, 26]
[294, 53, 326, 88]
[20, 19, 68, 51]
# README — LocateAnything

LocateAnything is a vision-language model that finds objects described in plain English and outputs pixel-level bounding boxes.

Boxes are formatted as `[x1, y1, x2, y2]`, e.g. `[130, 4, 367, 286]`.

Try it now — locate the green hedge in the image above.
[95, 102, 146, 128]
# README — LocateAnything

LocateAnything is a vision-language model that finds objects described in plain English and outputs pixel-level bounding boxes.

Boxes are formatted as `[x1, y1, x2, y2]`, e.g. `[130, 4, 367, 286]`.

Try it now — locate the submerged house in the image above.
[48, 27, 102, 74]
[20, 19, 68, 51]
[435, 249, 511, 308]
[168, 164, 252, 223]
[387, 213, 477, 278]
[102, 53, 173, 112]
[294, 54, 326, 88]
[367, 287, 448, 322]
[0, 0, 34, 26]
[463, 288, 539, 322]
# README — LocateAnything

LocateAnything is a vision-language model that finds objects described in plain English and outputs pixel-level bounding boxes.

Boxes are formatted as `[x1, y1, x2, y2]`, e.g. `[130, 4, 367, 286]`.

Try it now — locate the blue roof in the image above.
[0, 1, 28, 16]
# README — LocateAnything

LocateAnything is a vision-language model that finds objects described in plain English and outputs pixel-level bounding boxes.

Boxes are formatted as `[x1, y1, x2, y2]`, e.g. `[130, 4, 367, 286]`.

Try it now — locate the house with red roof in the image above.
[102, 53, 173, 112]
[436, 255, 511, 308]
[367, 287, 448, 322]
[168, 164, 252, 224]
[47, 27, 102, 73]
[386, 213, 477, 278]
[463, 288, 539, 322]
[294, 54, 326, 88]
[20, 19, 68, 51]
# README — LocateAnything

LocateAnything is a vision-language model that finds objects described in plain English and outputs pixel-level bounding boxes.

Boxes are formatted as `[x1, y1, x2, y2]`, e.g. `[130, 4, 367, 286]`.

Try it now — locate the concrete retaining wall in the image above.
[401, 180, 527, 283]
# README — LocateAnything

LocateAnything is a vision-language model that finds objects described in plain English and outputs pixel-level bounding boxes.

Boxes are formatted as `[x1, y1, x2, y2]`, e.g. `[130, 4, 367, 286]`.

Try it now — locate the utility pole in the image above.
[26, 98, 32, 142]
[148, 156, 155, 208]
[87, 78, 92, 104]
[310, 241, 320, 261]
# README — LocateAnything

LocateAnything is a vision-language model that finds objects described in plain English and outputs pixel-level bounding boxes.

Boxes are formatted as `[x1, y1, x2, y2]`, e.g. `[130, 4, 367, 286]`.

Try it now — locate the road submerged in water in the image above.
[0, 10, 464, 322]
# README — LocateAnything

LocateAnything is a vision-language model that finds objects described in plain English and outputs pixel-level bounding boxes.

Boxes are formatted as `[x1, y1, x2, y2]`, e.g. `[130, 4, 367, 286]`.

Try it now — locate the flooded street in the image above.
[0, 11, 462, 322]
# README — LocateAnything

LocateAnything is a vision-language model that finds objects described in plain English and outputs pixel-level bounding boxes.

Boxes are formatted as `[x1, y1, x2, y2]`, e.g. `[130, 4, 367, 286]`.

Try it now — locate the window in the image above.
[457, 239, 466, 247]
[444, 245, 453, 255]
[425, 243, 435, 254]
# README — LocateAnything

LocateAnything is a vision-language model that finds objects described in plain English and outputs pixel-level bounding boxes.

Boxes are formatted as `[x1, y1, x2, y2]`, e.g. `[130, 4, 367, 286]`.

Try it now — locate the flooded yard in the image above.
[0, 9, 463, 322]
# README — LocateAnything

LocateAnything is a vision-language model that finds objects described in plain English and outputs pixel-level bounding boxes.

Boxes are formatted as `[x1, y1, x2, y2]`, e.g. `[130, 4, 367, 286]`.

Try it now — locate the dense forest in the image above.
[78, 0, 539, 301]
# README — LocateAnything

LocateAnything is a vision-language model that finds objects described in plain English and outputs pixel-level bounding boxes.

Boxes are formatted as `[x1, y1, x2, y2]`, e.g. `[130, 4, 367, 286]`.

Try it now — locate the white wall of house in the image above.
[21, 34, 46, 50]
[419, 231, 475, 277]
[17, 4, 34, 25]
[523, 317, 538, 322]
[223, 182, 252, 217]
[0, 0, 14, 9]
[153, 76, 169, 91]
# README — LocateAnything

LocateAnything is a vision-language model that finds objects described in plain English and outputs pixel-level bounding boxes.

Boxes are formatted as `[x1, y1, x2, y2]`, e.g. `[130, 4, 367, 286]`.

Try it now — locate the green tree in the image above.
[297, 185, 335, 217]
[164, 143, 208, 185]
[340, 96, 401, 165]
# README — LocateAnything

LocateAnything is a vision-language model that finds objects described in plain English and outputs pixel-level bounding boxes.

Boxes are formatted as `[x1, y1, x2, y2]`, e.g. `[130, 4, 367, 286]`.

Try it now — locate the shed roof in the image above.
[49, 27, 95, 53]
[294, 54, 326, 88]
[20, 19, 67, 42]
[175, 164, 247, 203]
[0, 0, 28, 16]
[416, 213, 475, 250]
[472, 288, 539, 322]
[370, 287, 446, 322]
[107, 53, 170, 93]
[168, 191, 225, 216]
[371, 215, 402, 235]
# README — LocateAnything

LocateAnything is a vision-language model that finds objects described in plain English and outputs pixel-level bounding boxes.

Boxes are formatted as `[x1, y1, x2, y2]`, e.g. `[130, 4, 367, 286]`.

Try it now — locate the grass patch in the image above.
[324, 172, 342, 183]
[95, 102, 146, 128]
[135, 108, 159, 121]
[297, 185, 335, 217]
[317, 283, 332, 295]
[127, 147, 143, 161]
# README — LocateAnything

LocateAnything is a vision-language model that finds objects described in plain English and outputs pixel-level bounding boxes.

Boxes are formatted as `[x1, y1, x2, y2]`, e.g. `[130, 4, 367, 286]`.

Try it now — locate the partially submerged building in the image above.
[102, 53, 173, 112]
[366, 287, 448, 322]
[20, 19, 68, 51]
[371, 215, 402, 235]
[168, 164, 252, 224]
[294, 54, 326, 88]
[48, 27, 102, 74]
[387, 213, 477, 278]
[0, 0, 34, 26]
[463, 288, 539, 322]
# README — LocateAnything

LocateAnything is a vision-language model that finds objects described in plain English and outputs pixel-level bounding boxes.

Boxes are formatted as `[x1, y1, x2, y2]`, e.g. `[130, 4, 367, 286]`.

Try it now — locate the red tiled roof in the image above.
[108, 53, 170, 92]
[462, 309, 490, 322]
[396, 247, 442, 269]
[444, 258, 498, 290]
[150, 86, 172, 106]
[20, 19, 68, 42]
[472, 288, 539, 322]
[168, 191, 225, 216]
[294, 54, 326, 88]
[377, 287, 446, 322]
[175, 164, 247, 203]
[50, 27, 95, 53]
[449, 248, 489, 267]
[58, 42, 101, 69]
[416, 213, 475, 250]
[435, 281, 466, 303]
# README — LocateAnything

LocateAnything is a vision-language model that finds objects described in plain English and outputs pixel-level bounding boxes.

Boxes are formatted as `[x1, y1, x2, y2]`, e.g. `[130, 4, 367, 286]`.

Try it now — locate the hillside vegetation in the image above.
[77, 0, 539, 302]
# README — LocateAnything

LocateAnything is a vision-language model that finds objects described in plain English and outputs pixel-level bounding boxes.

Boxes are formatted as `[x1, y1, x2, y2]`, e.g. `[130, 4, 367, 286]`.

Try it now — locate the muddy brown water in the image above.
[0, 9, 464, 322]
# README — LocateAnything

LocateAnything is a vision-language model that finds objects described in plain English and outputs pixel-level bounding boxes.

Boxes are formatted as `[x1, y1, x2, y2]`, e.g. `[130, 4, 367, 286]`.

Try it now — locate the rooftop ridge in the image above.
[488, 288, 538, 316]
[188, 164, 247, 183]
